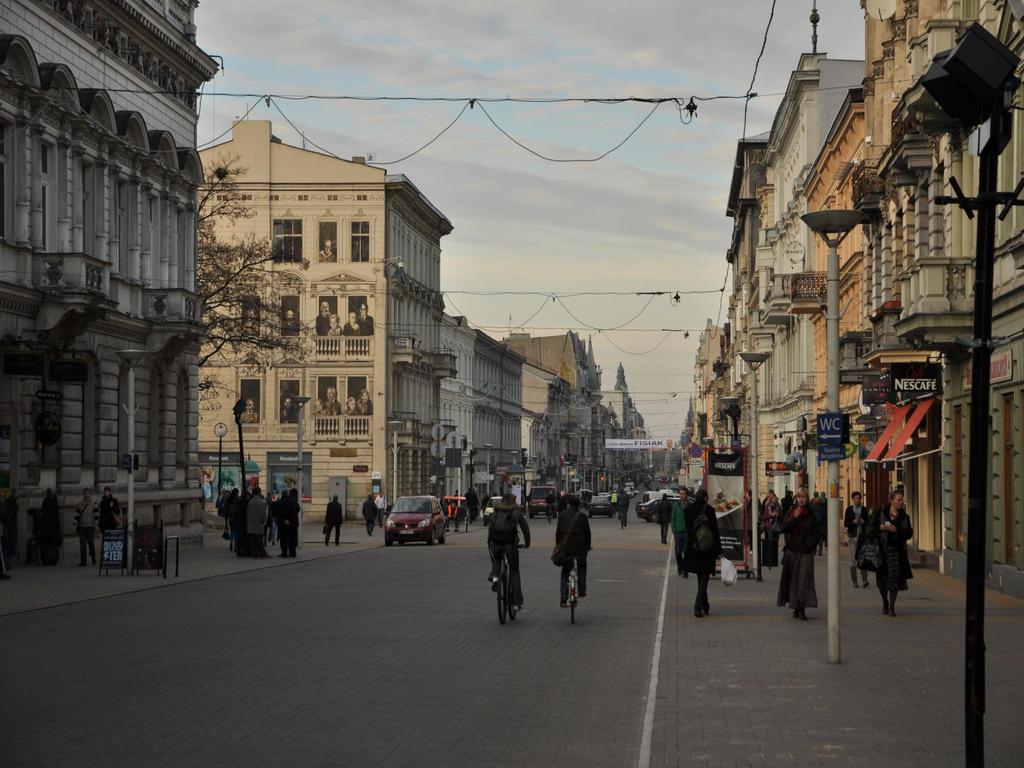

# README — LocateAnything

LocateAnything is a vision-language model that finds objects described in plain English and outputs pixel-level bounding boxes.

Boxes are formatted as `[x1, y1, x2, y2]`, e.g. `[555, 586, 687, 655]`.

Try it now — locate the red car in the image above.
[526, 485, 556, 518]
[385, 496, 447, 546]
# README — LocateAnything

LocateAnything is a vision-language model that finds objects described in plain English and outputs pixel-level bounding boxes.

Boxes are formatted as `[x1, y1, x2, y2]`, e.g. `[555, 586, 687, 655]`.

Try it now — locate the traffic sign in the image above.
[430, 423, 445, 442]
[429, 442, 443, 459]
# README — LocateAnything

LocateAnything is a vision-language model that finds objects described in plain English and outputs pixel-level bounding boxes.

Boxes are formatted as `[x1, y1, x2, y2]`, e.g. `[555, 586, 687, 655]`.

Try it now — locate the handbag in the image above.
[856, 538, 881, 572]
[551, 510, 582, 567]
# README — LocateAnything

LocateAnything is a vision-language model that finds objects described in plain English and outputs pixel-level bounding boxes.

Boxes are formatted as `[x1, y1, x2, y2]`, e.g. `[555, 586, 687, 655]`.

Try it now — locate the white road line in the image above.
[638, 544, 672, 768]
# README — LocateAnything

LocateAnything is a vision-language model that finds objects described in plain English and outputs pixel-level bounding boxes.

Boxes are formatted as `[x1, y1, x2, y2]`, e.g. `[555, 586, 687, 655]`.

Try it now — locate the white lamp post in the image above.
[802, 208, 866, 664]
[294, 395, 311, 549]
[118, 348, 147, 571]
[739, 350, 770, 582]
[387, 420, 403, 502]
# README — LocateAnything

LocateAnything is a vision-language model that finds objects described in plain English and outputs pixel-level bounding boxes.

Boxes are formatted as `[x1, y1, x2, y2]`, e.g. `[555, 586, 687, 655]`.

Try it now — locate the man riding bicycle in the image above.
[487, 493, 531, 611]
[556, 494, 592, 608]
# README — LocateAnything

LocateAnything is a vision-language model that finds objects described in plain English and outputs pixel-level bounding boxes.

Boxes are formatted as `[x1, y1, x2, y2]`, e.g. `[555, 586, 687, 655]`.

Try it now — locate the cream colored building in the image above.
[197, 121, 452, 518]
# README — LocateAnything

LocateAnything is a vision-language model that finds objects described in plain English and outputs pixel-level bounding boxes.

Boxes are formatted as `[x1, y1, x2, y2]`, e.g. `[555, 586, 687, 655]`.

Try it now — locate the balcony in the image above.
[33, 252, 111, 299]
[390, 333, 420, 366]
[839, 330, 874, 385]
[789, 271, 826, 315]
[893, 264, 973, 355]
[431, 348, 458, 379]
[314, 336, 374, 361]
[143, 288, 200, 324]
[760, 272, 792, 327]
[864, 301, 929, 368]
[851, 162, 885, 213]
[313, 415, 372, 441]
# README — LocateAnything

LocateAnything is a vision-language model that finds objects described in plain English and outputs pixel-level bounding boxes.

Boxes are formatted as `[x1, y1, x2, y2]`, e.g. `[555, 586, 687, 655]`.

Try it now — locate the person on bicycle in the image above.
[487, 493, 531, 610]
[556, 494, 592, 608]
[545, 489, 556, 522]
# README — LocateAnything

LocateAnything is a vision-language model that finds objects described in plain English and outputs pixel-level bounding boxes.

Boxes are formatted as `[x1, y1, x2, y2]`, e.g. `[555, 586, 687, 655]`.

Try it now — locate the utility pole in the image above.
[740, 351, 769, 582]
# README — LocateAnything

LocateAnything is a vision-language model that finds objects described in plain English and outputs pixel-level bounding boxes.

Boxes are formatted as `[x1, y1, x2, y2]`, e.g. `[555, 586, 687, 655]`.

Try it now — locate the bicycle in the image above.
[566, 557, 580, 624]
[495, 545, 519, 625]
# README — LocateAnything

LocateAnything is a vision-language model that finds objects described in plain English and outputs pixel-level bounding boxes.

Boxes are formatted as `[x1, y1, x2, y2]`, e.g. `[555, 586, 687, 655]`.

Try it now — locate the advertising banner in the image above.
[706, 450, 746, 565]
[605, 438, 673, 451]
[765, 461, 789, 477]
[99, 528, 127, 573]
[134, 525, 163, 572]
[888, 363, 942, 402]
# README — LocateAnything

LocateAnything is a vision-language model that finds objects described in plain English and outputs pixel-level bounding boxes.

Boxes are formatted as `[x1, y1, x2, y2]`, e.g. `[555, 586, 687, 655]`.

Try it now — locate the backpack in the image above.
[693, 508, 716, 553]
[490, 506, 518, 544]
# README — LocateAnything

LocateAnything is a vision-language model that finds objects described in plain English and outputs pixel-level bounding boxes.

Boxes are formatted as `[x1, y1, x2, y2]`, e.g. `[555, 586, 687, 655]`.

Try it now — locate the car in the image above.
[384, 496, 446, 546]
[589, 493, 614, 517]
[482, 495, 503, 525]
[579, 489, 594, 509]
[637, 490, 680, 522]
[526, 485, 556, 518]
[623, 482, 635, 496]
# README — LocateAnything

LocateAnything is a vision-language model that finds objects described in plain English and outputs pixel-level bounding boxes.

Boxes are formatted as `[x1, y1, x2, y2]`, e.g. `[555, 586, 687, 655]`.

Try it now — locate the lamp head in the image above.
[214, 422, 228, 438]
[232, 398, 247, 424]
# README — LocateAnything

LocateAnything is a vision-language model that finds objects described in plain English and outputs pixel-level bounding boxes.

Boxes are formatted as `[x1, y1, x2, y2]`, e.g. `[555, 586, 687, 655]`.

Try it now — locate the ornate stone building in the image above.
[0, 0, 215, 553]
[197, 121, 453, 516]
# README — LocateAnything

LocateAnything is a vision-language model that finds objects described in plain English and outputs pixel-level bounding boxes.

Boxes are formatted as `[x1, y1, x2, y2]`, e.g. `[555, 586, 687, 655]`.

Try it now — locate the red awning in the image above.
[864, 404, 912, 463]
[882, 398, 935, 461]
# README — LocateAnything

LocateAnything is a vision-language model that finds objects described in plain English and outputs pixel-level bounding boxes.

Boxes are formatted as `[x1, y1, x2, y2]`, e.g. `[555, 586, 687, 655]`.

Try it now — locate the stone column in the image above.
[917, 165, 953, 315]
[129, 173, 143, 283]
[96, 356, 122, 486]
[56, 138, 72, 252]
[70, 146, 85, 253]
[93, 150, 109, 262]
[29, 126, 43, 251]
[140, 186, 153, 286]
[12, 116, 32, 251]
[161, 364, 178, 485]
[880, 222, 893, 305]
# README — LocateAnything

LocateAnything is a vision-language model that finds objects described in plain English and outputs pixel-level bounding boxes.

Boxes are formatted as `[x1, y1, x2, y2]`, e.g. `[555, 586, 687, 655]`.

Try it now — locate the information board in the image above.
[99, 528, 127, 573]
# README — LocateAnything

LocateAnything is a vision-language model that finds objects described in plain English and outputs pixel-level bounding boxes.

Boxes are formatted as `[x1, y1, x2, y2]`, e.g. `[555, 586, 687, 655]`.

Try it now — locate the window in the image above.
[356, 194, 367, 201]
[1002, 394, 1014, 564]
[115, 180, 128, 272]
[351, 220, 370, 262]
[327, 194, 338, 201]
[272, 218, 303, 262]
[240, 294, 260, 332]
[0, 123, 6, 240]
[149, 196, 161, 285]
[40, 143, 49, 250]
[297, 194, 309, 201]
[82, 164, 94, 256]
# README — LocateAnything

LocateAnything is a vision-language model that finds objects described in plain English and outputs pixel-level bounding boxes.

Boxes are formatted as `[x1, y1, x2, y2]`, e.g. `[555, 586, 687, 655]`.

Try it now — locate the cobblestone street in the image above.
[4, 509, 1022, 767]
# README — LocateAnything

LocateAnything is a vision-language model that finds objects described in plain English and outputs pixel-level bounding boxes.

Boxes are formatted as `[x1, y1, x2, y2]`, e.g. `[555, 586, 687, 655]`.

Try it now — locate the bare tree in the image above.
[195, 162, 305, 390]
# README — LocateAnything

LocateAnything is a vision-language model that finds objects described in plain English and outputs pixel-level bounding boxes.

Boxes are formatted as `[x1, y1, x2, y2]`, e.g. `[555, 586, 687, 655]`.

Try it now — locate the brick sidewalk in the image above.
[652, 546, 1024, 767]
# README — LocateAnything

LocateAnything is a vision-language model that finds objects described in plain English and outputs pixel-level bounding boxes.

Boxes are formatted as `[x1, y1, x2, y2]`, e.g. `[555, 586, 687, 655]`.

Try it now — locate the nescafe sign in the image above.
[888, 363, 942, 402]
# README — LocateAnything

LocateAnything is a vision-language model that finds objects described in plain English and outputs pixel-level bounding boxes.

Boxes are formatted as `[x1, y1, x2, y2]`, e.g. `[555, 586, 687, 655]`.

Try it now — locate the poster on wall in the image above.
[198, 453, 242, 501]
[705, 449, 747, 567]
[346, 376, 372, 415]
[315, 296, 339, 337]
[238, 380, 261, 423]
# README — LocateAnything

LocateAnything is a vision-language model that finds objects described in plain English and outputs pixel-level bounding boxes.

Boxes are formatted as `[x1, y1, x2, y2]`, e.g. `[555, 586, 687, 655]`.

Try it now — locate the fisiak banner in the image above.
[706, 450, 746, 565]
[605, 438, 674, 451]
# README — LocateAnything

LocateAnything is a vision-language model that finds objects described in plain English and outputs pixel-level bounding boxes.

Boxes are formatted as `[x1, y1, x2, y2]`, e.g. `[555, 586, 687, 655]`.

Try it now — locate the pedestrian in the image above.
[682, 489, 721, 618]
[324, 495, 343, 546]
[811, 492, 827, 555]
[361, 493, 377, 536]
[488, 492, 531, 611]
[375, 492, 387, 525]
[223, 489, 241, 554]
[276, 490, 299, 558]
[671, 487, 690, 577]
[466, 487, 479, 524]
[656, 492, 672, 544]
[3, 490, 18, 561]
[781, 487, 794, 517]
[861, 491, 914, 616]
[246, 488, 269, 558]
[618, 488, 629, 529]
[37, 489, 63, 565]
[97, 487, 123, 531]
[73, 489, 98, 566]
[760, 490, 782, 568]
[270, 490, 286, 557]
[233, 490, 249, 557]
[777, 487, 820, 620]
[556, 494, 591, 608]
[844, 491, 870, 588]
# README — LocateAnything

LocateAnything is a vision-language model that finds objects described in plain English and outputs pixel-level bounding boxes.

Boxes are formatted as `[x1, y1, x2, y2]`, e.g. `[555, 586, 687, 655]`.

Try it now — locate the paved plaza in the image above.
[3, 506, 1022, 767]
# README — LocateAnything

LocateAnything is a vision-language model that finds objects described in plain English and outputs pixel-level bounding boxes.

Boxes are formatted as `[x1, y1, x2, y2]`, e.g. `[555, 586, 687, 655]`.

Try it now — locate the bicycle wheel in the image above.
[507, 596, 517, 621]
[497, 567, 507, 625]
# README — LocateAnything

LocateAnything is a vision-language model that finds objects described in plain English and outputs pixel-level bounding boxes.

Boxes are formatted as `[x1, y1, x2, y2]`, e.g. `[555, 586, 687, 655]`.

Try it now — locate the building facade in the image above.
[197, 121, 452, 518]
[439, 313, 474, 496]
[470, 330, 523, 497]
[0, 0, 215, 552]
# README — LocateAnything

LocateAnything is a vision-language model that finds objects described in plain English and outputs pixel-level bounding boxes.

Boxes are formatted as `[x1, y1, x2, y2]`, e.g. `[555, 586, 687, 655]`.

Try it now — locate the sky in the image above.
[195, 0, 866, 440]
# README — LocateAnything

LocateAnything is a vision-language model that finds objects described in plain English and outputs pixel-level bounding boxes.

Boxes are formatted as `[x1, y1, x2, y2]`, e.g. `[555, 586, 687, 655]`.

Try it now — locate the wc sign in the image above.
[816, 411, 845, 462]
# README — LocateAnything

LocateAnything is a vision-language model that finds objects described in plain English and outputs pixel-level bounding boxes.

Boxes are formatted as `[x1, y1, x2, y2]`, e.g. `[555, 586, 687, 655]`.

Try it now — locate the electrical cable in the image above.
[554, 295, 656, 331]
[198, 96, 263, 148]
[372, 101, 472, 164]
[475, 100, 662, 163]
[601, 331, 676, 356]
[443, 288, 721, 297]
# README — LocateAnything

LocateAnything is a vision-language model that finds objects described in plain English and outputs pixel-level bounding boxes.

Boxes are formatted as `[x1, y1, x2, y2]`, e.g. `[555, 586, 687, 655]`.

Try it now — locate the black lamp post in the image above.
[214, 422, 228, 498]
[232, 398, 248, 494]
[921, 22, 1021, 768]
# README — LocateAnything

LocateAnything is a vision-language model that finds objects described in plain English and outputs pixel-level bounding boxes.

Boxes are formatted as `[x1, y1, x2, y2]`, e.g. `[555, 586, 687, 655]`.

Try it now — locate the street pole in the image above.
[214, 422, 228, 500]
[233, 398, 247, 493]
[126, 361, 136, 570]
[740, 351, 769, 583]
[802, 209, 865, 666]
[295, 396, 310, 550]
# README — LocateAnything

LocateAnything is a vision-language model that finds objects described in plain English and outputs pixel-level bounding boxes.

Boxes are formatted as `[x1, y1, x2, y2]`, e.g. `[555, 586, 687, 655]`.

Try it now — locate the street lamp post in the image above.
[294, 396, 311, 549]
[214, 422, 228, 499]
[232, 398, 248, 493]
[802, 208, 866, 665]
[387, 420, 402, 503]
[118, 349, 146, 572]
[739, 351, 770, 583]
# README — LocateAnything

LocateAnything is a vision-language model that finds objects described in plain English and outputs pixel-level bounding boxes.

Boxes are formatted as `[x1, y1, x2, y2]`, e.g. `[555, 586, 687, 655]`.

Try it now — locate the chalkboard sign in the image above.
[99, 528, 127, 573]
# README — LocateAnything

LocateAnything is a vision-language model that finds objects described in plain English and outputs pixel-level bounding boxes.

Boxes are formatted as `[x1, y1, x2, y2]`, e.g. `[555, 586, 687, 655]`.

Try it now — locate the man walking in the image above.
[362, 493, 377, 536]
[466, 487, 479, 524]
[97, 487, 123, 532]
[811, 492, 827, 555]
[73, 489, 98, 566]
[0, 492, 12, 579]
[671, 488, 690, 577]
[246, 488, 269, 558]
[375, 492, 387, 526]
[657, 492, 672, 544]
[325, 495, 343, 546]
[844, 490, 870, 587]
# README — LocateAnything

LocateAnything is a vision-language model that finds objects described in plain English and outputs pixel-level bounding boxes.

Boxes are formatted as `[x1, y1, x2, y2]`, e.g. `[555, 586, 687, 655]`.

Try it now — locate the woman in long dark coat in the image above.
[681, 490, 722, 618]
[862, 490, 913, 616]
[777, 487, 820, 620]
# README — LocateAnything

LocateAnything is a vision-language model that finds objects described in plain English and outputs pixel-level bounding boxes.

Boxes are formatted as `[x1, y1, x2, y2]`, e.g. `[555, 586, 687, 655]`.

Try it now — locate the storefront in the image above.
[266, 451, 313, 502]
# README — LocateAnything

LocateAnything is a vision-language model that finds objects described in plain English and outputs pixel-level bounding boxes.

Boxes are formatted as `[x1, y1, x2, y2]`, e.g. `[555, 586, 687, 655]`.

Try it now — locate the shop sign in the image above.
[353, 464, 369, 473]
[34, 411, 62, 446]
[765, 461, 789, 477]
[35, 390, 63, 402]
[49, 360, 87, 382]
[3, 353, 43, 377]
[888, 363, 942, 402]
[966, 349, 1014, 387]
[861, 374, 890, 406]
